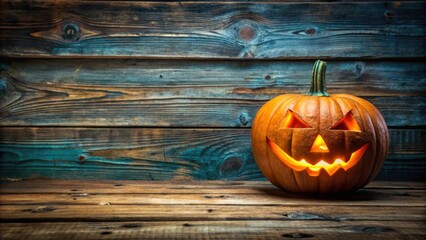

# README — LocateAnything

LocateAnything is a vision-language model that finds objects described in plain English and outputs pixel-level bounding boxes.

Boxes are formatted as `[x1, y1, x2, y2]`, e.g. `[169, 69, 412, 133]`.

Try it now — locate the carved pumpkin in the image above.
[251, 60, 389, 193]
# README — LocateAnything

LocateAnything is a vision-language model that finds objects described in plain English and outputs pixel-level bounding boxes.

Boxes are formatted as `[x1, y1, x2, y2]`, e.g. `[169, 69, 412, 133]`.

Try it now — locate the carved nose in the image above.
[310, 135, 329, 153]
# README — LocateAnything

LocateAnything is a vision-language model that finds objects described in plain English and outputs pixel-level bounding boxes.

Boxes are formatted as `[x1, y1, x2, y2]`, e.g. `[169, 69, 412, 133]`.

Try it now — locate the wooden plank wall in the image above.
[0, 1, 425, 181]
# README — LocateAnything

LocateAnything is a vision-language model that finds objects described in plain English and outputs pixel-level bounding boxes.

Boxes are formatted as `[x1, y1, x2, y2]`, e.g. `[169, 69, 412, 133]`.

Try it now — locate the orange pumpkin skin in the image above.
[251, 61, 389, 193]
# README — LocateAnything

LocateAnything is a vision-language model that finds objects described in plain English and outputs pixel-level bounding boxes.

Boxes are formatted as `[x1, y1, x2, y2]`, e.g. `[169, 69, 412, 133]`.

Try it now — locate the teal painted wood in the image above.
[3, 59, 425, 95]
[0, 1, 425, 58]
[1, 59, 424, 127]
[0, 128, 424, 181]
[0, 128, 262, 181]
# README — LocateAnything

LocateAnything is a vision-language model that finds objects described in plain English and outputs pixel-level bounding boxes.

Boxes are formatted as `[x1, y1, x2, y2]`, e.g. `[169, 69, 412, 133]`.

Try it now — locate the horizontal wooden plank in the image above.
[1, 221, 425, 240]
[1, 190, 424, 206]
[0, 180, 424, 194]
[0, 128, 263, 181]
[0, 181, 424, 239]
[0, 204, 425, 222]
[0, 128, 425, 181]
[1, 59, 425, 127]
[1, 1, 425, 58]
[3, 59, 425, 96]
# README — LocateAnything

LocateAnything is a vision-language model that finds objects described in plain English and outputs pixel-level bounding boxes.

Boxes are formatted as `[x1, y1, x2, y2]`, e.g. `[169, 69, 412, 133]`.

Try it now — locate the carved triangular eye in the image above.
[281, 110, 311, 129]
[330, 111, 361, 131]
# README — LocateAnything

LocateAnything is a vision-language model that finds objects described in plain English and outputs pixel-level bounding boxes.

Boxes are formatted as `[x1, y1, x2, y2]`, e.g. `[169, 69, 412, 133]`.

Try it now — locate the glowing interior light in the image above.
[267, 137, 369, 177]
[281, 110, 311, 129]
[310, 135, 329, 153]
[331, 111, 361, 131]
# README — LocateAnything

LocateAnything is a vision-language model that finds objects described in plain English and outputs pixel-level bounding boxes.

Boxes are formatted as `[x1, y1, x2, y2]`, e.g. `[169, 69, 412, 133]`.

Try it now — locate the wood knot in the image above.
[0, 77, 7, 99]
[204, 195, 227, 199]
[22, 206, 57, 213]
[282, 233, 314, 238]
[352, 226, 394, 233]
[238, 112, 250, 126]
[121, 224, 141, 228]
[305, 28, 316, 35]
[0, 63, 9, 71]
[220, 157, 243, 176]
[264, 75, 272, 81]
[354, 62, 364, 78]
[62, 23, 80, 41]
[70, 193, 88, 198]
[285, 212, 337, 221]
[294, 27, 318, 36]
[384, 10, 394, 18]
[239, 25, 256, 42]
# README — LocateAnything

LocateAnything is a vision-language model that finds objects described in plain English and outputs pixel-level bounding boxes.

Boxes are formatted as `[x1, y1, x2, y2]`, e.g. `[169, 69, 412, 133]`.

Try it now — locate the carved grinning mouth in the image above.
[266, 137, 369, 177]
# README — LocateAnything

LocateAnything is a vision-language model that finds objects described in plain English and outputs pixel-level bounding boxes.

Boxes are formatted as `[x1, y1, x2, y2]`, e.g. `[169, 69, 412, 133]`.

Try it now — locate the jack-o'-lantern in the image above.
[251, 60, 389, 193]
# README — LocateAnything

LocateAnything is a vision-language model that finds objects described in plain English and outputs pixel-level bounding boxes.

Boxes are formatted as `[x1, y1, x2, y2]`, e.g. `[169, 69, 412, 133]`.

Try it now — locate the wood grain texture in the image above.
[1, 180, 423, 194]
[1, 1, 425, 58]
[1, 205, 425, 222]
[0, 128, 425, 181]
[1, 221, 424, 240]
[0, 0, 425, 184]
[1, 59, 425, 127]
[2, 191, 425, 206]
[0, 181, 425, 240]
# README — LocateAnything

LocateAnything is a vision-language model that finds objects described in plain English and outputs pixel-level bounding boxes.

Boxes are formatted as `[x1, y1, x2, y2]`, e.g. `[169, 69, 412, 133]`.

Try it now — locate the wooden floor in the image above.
[0, 180, 425, 239]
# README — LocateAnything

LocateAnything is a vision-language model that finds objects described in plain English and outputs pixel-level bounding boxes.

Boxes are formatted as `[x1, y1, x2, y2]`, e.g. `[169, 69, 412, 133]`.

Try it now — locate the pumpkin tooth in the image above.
[267, 137, 369, 177]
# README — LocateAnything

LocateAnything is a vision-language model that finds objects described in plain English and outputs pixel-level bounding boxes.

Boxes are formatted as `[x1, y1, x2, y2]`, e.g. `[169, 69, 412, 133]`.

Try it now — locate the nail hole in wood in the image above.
[100, 231, 113, 235]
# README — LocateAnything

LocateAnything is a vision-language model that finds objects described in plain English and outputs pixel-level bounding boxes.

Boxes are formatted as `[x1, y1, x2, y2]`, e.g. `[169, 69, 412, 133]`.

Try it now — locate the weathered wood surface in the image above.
[0, 181, 425, 240]
[0, 0, 425, 183]
[1, 191, 426, 206]
[1, 128, 425, 181]
[1, 221, 424, 240]
[1, 180, 424, 193]
[1, 1, 425, 58]
[1, 59, 425, 127]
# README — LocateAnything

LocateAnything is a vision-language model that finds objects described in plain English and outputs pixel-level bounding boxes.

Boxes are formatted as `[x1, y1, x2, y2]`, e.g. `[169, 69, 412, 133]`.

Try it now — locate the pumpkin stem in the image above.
[308, 60, 330, 97]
